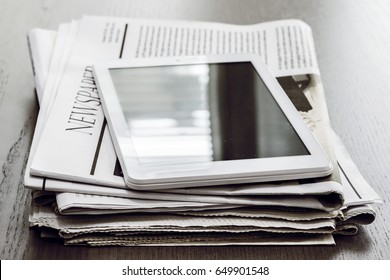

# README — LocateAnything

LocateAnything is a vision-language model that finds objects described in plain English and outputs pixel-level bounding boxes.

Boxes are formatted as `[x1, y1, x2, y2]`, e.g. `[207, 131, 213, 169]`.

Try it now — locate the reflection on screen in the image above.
[109, 62, 309, 167]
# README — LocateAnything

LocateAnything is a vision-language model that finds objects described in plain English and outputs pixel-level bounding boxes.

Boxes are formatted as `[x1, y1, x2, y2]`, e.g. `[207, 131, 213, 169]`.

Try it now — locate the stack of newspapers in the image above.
[25, 16, 381, 246]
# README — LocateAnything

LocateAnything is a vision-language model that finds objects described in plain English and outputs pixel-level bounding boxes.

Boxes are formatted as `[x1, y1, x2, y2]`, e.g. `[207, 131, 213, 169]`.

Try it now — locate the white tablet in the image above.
[93, 54, 332, 190]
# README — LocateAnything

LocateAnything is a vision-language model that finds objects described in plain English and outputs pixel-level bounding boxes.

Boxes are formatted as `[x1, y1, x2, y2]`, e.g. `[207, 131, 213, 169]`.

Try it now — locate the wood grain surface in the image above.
[1, 0, 389, 259]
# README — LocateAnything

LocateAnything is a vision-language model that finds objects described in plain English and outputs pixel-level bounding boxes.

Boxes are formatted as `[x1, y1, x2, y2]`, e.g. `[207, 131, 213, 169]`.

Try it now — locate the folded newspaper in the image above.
[25, 16, 381, 246]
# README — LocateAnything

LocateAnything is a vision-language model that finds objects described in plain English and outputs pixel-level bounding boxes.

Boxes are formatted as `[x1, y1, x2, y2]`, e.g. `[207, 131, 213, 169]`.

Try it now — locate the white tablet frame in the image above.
[93, 54, 332, 190]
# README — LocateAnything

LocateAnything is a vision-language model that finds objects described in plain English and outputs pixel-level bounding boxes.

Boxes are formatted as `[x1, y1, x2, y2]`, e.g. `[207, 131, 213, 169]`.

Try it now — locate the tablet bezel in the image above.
[93, 54, 332, 190]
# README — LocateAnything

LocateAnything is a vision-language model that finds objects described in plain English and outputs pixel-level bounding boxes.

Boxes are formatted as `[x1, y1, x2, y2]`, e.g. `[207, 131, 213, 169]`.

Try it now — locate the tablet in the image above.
[93, 54, 332, 190]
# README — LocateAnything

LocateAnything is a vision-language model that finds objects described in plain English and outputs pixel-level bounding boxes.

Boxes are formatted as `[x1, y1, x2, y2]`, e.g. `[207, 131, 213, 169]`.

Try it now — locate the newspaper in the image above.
[29, 203, 336, 246]
[27, 17, 380, 207]
[29, 17, 331, 185]
[25, 16, 381, 246]
[55, 193, 241, 215]
[25, 16, 346, 211]
[26, 18, 380, 210]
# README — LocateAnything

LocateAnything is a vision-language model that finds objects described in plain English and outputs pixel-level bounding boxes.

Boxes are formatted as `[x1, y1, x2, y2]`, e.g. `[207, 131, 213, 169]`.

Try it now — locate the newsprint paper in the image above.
[27, 17, 345, 207]
[26, 16, 381, 246]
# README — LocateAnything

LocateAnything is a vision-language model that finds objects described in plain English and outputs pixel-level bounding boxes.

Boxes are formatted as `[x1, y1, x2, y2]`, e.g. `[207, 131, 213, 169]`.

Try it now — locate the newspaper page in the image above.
[25, 16, 346, 210]
[55, 193, 240, 215]
[29, 203, 336, 246]
[26, 19, 380, 209]
[25, 18, 380, 245]
[25, 19, 337, 246]
[29, 16, 329, 188]
[26, 17, 380, 210]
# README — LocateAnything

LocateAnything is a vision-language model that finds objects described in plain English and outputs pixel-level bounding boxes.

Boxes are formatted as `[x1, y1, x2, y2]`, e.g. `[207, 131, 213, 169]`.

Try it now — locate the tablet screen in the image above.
[109, 62, 309, 167]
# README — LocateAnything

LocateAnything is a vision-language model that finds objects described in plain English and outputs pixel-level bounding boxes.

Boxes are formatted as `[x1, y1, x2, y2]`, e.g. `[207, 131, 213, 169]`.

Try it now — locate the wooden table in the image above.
[1, 0, 389, 259]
